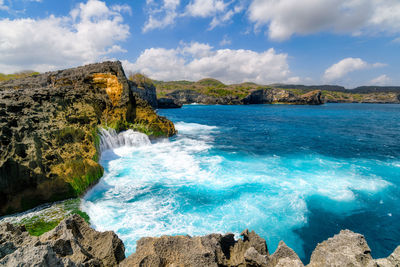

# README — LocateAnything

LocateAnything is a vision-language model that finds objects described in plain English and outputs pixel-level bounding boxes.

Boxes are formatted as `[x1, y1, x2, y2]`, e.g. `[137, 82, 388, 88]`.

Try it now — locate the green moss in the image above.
[65, 160, 104, 196]
[18, 198, 90, 236]
[106, 120, 158, 137]
[21, 216, 59, 236]
[55, 127, 85, 145]
[63, 198, 90, 223]
[91, 127, 100, 162]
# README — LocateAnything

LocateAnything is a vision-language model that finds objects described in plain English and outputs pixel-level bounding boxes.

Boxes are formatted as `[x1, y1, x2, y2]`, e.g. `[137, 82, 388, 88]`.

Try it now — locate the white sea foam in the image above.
[83, 121, 392, 257]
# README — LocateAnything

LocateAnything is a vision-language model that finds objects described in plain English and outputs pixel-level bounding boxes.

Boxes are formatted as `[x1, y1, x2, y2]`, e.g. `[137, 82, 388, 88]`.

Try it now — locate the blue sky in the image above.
[0, 0, 399, 88]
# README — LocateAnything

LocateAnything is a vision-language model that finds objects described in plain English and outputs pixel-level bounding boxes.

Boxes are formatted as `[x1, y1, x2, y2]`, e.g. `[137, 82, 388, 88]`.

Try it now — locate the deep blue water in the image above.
[83, 104, 400, 263]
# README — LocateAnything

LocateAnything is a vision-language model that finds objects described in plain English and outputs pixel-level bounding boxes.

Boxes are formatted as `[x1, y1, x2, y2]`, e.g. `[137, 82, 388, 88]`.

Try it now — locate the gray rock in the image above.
[307, 229, 375, 267]
[0, 214, 125, 266]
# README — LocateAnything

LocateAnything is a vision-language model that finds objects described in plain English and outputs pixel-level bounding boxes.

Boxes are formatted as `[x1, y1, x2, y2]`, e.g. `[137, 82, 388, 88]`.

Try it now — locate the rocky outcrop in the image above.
[163, 88, 324, 106]
[157, 97, 183, 109]
[242, 89, 324, 105]
[121, 229, 399, 267]
[120, 229, 269, 267]
[0, 214, 125, 266]
[165, 90, 243, 105]
[0, 61, 176, 215]
[1, 215, 399, 266]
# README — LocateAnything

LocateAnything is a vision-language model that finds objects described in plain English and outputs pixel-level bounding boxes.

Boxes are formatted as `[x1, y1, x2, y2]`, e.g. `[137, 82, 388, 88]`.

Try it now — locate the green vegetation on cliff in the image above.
[154, 77, 400, 104]
[0, 71, 40, 82]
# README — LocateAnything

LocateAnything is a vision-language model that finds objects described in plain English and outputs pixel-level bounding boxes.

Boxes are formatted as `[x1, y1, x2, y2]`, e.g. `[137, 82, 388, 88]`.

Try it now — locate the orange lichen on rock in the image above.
[92, 73, 123, 106]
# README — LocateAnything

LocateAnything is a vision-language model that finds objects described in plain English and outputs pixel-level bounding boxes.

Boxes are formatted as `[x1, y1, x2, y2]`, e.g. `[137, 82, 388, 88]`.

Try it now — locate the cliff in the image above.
[155, 79, 400, 107]
[0, 215, 399, 266]
[161, 89, 323, 106]
[0, 61, 176, 215]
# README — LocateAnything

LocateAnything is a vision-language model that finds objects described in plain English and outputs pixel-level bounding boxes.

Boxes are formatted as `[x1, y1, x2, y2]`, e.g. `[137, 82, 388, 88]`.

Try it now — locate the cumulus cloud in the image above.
[248, 0, 400, 41]
[323, 58, 385, 81]
[369, 74, 391, 85]
[143, 0, 243, 31]
[122, 42, 295, 84]
[0, 0, 130, 73]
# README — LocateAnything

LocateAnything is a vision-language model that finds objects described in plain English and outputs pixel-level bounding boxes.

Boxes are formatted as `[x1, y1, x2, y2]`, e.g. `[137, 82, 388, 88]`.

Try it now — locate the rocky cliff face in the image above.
[1, 215, 398, 266]
[0, 61, 175, 215]
[163, 88, 324, 106]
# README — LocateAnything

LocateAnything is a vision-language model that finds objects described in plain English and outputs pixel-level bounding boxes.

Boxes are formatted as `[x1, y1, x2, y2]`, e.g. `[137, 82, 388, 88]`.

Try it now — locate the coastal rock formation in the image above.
[120, 229, 269, 267]
[242, 89, 323, 105]
[157, 97, 183, 109]
[120, 228, 400, 267]
[0, 214, 125, 266]
[0, 215, 399, 266]
[0, 61, 176, 215]
[162, 88, 324, 106]
[128, 74, 158, 109]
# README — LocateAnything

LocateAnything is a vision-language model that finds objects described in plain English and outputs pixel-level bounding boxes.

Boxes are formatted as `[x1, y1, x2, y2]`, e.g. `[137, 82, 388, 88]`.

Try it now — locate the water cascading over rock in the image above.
[99, 128, 151, 152]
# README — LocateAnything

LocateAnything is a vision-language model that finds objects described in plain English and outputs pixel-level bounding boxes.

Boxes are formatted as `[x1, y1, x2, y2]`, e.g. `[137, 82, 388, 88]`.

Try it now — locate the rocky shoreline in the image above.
[158, 88, 324, 106]
[0, 214, 398, 266]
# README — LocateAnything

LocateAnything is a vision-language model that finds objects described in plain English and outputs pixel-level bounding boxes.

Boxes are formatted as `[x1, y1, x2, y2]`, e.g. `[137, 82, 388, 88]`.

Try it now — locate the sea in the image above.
[82, 103, 400, 263]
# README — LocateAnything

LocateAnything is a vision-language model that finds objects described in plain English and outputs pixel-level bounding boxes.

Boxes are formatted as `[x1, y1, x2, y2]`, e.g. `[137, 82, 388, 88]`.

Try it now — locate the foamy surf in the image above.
[83, 103, 399, 261]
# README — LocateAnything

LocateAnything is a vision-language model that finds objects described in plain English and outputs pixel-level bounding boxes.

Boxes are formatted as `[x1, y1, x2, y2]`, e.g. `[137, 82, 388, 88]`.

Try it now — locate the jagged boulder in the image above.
[0, 61, 176, 215]
[120, 229, 269, 267]
[0, 214, 125, 266]
[307, 230, 374, 267]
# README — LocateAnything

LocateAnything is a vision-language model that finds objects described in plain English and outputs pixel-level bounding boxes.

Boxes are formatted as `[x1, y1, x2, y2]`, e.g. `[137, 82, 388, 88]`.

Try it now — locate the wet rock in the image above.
[0, 214, 125, 266]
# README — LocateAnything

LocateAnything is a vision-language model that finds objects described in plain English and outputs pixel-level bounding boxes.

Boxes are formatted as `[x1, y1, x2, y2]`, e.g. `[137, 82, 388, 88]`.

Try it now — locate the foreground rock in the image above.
[121, 229, 399, 267]
[0, 61, 176, 215]
[0, 215, 399, 266]
[0, 214, 125, 266]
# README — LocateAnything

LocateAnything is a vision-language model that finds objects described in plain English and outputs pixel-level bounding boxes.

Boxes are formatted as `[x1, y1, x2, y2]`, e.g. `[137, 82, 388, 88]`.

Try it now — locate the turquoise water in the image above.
[82, 104, 400, 262]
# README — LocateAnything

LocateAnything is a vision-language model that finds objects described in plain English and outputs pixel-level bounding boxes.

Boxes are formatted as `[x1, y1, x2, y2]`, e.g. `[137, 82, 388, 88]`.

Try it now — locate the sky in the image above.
[0, 0, 399, 88]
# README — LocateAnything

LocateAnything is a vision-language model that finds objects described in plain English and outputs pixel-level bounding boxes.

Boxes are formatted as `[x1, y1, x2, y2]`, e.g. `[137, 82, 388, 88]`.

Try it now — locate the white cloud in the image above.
[248, 0, 400, 41]
[0, 0, 130, 73]
[323, 57, 385, 81]
[185, 0, 227, 17]
[143, 0, 244, 31]
[122, 42, 295, 84]
[369, 74, 391, 85]
[0, 0, 9, 10]
[142, 0, 180, 32]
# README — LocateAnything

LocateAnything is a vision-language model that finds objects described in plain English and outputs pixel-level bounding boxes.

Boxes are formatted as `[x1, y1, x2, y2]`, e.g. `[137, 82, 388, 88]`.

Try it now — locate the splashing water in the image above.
[99, 128, 150, 152]
[83, 104, 400, 262]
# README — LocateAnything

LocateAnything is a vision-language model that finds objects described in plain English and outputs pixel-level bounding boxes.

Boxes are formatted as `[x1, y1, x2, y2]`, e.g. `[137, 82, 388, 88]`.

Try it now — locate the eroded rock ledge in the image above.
[1, 215, 398, 266]
[0, 61, 176, 215]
